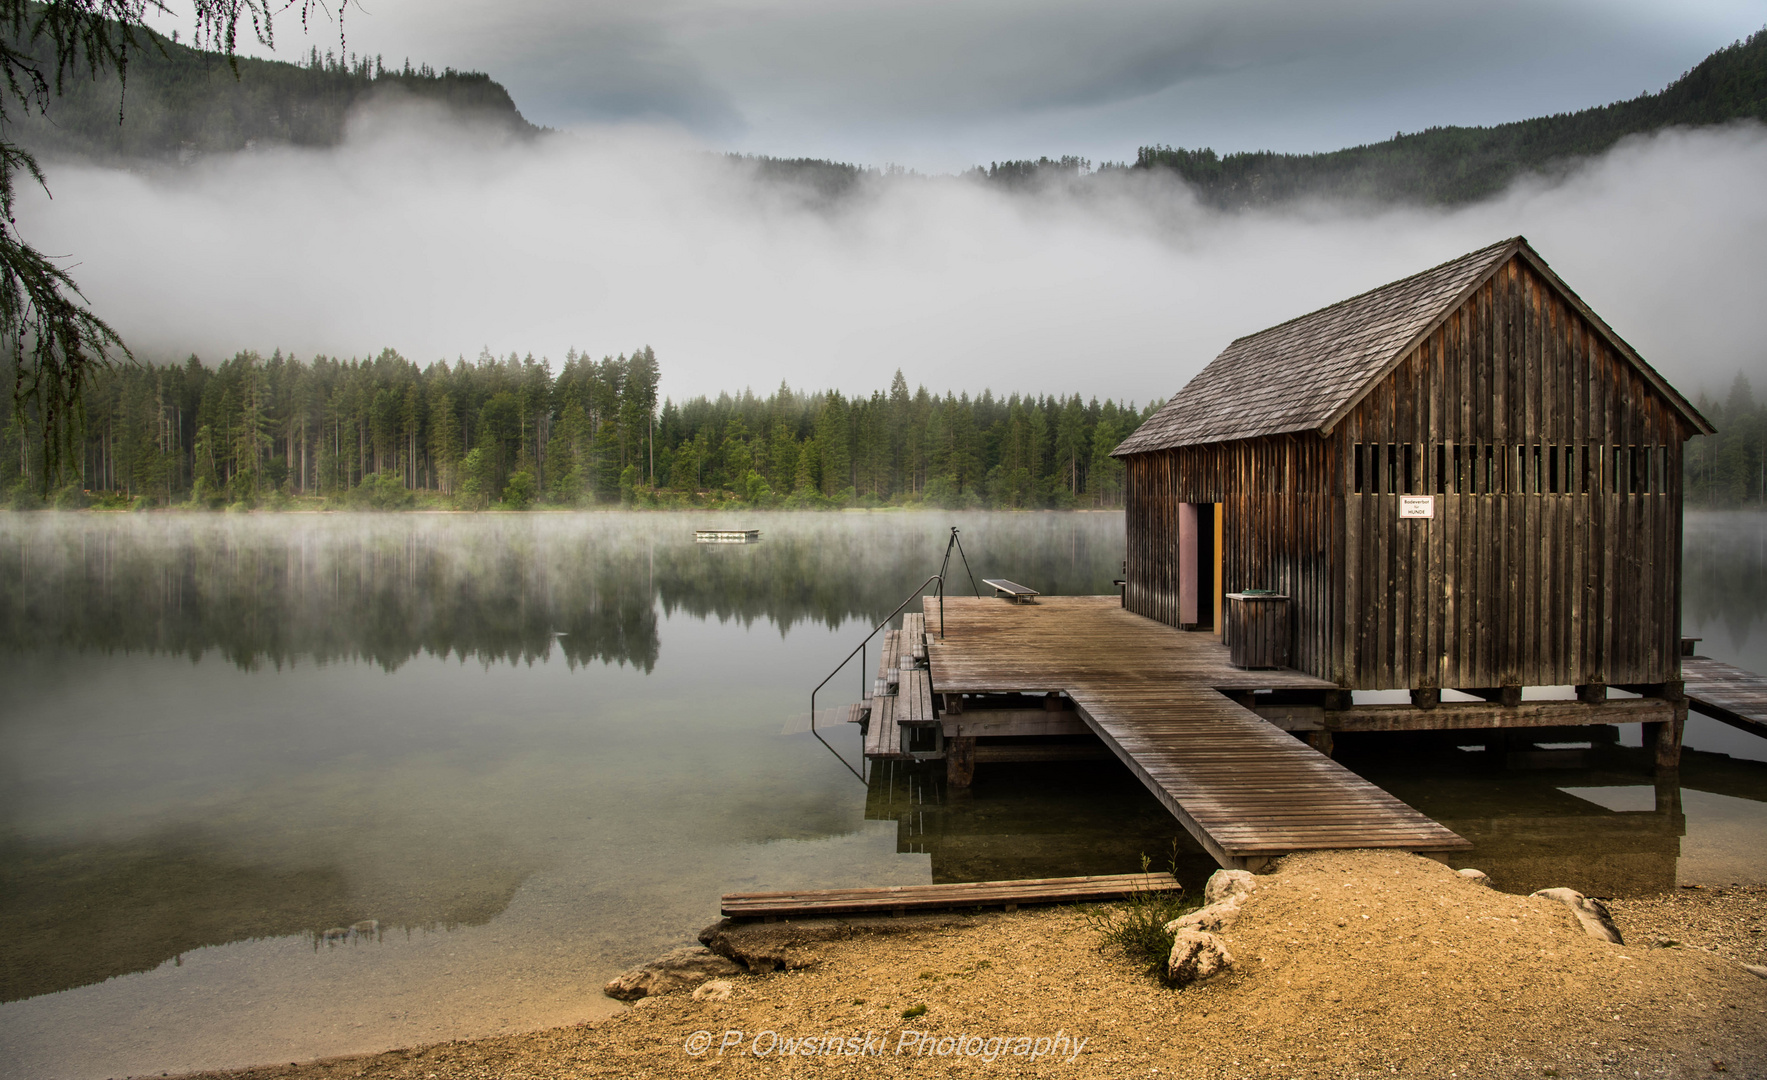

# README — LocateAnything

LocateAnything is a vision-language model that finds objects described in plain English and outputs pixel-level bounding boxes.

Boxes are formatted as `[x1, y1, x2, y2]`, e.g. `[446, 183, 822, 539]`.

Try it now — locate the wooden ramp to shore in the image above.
[721, 872, 1177, 919]
[929, 596, 1469, 869]
[1683, 656, 1767, 740]
[1067, 683, 1469, 866]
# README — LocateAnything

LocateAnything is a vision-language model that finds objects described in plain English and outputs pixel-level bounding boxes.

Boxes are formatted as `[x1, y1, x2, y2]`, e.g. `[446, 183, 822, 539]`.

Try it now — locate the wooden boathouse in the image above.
[822, 237, 1761, 878]
[1111, 236, 1714, 766]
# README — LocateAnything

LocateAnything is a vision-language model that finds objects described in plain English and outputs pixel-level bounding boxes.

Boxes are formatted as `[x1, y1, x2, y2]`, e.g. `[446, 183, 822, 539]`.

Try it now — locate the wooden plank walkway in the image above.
[1068, 684, 1468, 866]
[927, 596, 1469, 868]
[1683, 656, 1767, 740]
[722, 872, 1177, 918]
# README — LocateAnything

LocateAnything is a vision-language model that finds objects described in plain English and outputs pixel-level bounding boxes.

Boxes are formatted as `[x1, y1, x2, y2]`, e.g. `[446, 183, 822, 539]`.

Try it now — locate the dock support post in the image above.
[1465, 685, 1523, 708]
[1631, 680, 1685, 775]
[1306, 730, 1335, 757]
[1576, 682, 1607, 704]
[1409, 687, 1440, 710]
[1650, 684, 1686, 776]
[946, 736, 976, 788]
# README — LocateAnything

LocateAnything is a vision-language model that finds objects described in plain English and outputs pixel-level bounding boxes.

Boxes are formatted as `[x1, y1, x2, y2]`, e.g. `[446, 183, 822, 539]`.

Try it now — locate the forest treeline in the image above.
[3, 348, 1758, 512]
[0, 348, 1150, 511]
[8, 26, 536, 164]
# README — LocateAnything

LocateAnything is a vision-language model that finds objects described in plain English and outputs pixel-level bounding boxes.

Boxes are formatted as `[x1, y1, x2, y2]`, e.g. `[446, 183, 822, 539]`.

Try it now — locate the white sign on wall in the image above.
[1399, 496, 1435, 519]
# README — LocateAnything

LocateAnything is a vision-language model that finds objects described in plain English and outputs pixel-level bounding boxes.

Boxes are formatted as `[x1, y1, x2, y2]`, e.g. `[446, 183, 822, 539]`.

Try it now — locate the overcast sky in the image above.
[206, 0, 1767, 171]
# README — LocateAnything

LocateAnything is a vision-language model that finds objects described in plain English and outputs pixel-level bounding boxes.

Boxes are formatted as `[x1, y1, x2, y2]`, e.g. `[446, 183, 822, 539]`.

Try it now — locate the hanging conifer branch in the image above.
[0, 0, 344, 493]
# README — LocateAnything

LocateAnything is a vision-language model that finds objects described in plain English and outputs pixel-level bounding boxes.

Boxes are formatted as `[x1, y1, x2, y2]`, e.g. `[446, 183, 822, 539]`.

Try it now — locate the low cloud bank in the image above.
[20, 103, 1767, 403]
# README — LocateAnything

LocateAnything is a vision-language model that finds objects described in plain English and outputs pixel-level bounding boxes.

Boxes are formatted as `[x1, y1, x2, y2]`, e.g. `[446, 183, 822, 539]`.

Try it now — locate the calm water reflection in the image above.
[0, 509, 1763, 1080]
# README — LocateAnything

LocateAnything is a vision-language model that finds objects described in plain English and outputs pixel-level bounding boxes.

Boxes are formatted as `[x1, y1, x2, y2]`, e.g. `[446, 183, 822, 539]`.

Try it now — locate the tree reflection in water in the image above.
[0, 511, 1126, 671]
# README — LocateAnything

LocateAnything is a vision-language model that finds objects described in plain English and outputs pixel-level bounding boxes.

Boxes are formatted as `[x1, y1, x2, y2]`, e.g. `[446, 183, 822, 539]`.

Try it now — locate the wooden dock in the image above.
[928, 595, 1332, 696]
[920, 595, 1469, 869]
[721, 872, 1178, 918]
[1683, 656, 1767, 740]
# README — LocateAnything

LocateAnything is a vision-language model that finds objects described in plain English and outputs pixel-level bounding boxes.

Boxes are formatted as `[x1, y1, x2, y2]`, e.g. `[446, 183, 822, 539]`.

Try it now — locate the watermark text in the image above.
[683, 1028, 1087, 1063]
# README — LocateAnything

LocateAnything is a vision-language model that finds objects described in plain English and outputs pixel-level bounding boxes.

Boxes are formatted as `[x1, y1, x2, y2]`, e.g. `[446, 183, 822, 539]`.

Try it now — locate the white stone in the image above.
[1456, 868, 1491, 886]
[1165, 897, 1246, 935]
[1530, 887, 1624, 944]
[1203, 869, 1259, 907]
[692, 979, 735, 1001]
[1167, 930, 1234, 986]
[603, 946, 743, 1000]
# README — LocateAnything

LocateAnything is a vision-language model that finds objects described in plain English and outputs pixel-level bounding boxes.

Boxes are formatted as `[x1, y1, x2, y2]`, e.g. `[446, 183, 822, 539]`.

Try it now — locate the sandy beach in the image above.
[182, 851, 1767, 1080]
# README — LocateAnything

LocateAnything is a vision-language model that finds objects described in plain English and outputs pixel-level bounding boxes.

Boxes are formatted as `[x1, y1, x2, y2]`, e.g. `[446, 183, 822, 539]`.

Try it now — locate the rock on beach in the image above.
[602, 946, 741, 1001]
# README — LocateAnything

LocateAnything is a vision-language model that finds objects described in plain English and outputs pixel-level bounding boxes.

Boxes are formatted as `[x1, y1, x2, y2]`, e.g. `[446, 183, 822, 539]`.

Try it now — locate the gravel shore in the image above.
[189, 851, 1767, 1080]
[1607, 884, 1767, 969]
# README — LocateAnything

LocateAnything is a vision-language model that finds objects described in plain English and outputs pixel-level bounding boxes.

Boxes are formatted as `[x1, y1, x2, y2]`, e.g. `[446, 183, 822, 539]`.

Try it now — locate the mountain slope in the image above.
[9, 36, 537, 163]
[1131, 28, 1767, 206]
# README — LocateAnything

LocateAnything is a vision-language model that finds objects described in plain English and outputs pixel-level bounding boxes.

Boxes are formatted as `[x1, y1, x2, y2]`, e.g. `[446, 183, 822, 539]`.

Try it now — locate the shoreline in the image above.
[179, 851, 1767, 1080]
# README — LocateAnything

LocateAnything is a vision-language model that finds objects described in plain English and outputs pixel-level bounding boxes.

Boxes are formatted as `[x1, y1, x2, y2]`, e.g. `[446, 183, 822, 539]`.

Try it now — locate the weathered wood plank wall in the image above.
[1124, 438, 1336, 677]
[1124, 257, 1691, 691]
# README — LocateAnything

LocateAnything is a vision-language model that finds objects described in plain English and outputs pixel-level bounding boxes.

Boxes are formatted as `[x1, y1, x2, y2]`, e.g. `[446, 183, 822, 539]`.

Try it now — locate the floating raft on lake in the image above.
[721, 872, 1178, 919]
[694, 528, 761, 544]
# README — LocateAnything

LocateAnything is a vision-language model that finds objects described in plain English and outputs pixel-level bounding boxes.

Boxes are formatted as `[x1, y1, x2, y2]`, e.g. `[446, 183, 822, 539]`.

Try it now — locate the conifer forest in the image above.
[1, 348, 1152, 511]
[5, 346, 1760, 513]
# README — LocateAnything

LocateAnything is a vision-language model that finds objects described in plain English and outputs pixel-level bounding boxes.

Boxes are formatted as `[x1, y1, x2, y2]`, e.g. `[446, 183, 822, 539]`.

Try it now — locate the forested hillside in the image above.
[0, 349, 1149, 511]
[752, 29, 1767, 206]
[1131, 29, 1767, 207]
[8, 34, 537, 163]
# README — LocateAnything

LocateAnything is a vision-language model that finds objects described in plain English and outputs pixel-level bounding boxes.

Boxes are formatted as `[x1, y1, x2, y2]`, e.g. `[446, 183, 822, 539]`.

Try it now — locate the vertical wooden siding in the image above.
[1124, 437, 1337, 679]
[1124, 256, 1690, 690]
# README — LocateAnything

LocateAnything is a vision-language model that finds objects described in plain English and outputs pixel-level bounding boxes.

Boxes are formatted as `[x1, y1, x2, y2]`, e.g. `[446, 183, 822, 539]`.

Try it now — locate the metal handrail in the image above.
[809, 573, 944, 781]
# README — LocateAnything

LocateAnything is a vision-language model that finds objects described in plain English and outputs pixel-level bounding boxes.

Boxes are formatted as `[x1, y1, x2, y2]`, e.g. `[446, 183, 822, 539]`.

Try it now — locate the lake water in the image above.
[1, 509, 1764, 1080]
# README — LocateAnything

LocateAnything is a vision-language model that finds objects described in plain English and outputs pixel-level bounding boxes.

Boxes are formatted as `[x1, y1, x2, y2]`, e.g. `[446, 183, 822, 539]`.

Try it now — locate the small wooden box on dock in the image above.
[1224, 591, 1289, 669]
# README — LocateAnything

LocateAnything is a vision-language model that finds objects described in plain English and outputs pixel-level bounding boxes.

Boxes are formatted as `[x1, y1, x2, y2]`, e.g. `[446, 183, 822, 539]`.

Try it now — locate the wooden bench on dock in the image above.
[982, 578, 1040, 603]
[721, 872, 1177, 919]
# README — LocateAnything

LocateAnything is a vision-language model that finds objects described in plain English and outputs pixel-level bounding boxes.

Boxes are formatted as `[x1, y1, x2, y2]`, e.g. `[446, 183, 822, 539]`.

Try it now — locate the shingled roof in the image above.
[1113, 236, 1711, 456]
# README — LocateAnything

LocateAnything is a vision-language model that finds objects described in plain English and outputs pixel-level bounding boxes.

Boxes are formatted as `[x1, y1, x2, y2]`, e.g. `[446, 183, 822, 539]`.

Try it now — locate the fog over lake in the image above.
[22, 111, 1767, 405]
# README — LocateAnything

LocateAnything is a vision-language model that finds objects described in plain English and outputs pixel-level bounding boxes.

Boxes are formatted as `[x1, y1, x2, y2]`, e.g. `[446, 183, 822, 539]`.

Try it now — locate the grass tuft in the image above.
[1077, 850, 1196, 980]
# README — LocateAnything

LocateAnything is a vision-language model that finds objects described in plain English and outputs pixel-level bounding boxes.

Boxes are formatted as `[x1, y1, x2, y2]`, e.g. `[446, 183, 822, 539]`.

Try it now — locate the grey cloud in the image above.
[640, 0, 1725, 139]
[500, 14, 745, 132]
